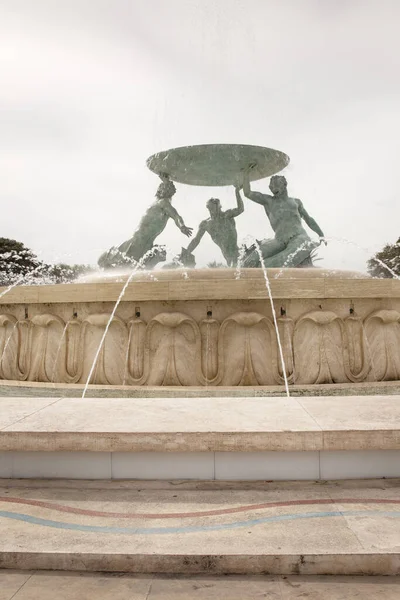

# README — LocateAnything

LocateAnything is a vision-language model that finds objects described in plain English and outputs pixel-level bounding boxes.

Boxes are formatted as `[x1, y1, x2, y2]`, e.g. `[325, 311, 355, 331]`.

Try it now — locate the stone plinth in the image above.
[0, 268, 399, 387]
[0, 396, 399, 480]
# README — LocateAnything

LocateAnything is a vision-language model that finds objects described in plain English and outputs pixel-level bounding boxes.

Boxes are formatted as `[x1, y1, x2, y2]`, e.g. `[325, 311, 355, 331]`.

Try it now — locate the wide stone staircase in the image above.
[0, 395, 399, 575]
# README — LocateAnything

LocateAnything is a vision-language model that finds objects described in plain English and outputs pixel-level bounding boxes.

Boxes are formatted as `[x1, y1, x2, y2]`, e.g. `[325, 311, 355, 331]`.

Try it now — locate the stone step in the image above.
[1, 571, 400, 599]
[1, 379, 400, 398]
[0, 478, 399, 575]
[0, 396, 399, 480]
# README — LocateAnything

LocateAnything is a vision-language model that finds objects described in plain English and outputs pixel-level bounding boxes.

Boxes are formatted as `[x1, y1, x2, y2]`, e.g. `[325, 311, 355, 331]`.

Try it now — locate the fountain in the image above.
[1, 144, 400, 576]
[0, 144, 399, 395]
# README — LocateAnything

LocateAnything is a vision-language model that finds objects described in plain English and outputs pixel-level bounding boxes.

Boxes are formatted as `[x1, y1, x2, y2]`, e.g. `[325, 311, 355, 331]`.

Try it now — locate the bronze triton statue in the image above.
[241, 168, 326, 268]
[182, 186, 244, 267]
[98, 173, 192, 269]
[98, 144, 326, 271]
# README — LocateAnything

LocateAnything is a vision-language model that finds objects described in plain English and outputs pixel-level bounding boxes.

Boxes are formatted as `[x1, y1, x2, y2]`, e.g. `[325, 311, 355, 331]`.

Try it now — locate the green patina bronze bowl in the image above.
[146, 144, 289, 186]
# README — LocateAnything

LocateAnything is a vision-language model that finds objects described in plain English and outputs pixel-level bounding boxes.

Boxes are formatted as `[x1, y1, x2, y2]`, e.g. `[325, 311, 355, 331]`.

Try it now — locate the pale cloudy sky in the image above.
[1, 0, 399, 272]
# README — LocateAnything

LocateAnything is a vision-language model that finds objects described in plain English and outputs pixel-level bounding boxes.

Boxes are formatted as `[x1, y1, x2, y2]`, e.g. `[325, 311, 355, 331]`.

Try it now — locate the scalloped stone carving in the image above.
[0, 302, 398, 387]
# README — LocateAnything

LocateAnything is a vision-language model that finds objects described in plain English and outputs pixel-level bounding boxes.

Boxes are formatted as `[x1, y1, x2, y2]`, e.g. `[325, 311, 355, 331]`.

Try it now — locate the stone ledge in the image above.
[0, 268, 399, 304]
[1, 379, 400, 397]
[0, 396, 399, 453]
[0, 277, 398, 304]
[1, 552, 399, 576]
[0, 479, 399, 574]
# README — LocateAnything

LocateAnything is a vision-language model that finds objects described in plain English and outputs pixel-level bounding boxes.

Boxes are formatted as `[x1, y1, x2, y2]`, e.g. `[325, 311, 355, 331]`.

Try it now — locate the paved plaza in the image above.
[0, 478, 398, 574]
[0, 571, 399, 599]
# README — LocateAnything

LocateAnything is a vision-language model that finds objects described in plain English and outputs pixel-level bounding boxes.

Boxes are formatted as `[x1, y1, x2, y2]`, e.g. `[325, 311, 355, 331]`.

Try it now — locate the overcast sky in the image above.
[1, 0, 399, 272]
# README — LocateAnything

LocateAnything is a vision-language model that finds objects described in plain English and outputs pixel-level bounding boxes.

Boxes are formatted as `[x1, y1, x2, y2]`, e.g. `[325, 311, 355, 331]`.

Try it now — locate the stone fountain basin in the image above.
[0, 268, 399, 388]
[79, 267, 368, 284]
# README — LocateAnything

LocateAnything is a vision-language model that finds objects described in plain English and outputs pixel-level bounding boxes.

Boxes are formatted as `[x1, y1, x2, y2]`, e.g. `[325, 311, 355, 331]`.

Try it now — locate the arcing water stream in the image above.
[253, 241, 290, 397]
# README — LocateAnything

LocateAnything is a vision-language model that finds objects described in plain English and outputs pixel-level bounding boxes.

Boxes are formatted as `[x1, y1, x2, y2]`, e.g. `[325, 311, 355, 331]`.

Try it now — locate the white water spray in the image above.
[325, 236, 400, 279]
[51, 322, 69, 383]
[235, 243, 247, 280]
[273, 240, 316, 279]
[0, 322, 18, 370]
[254, 241, 290, 397]
[122, 324, 134, 386]
[81, 248, 158, 398]
[81, 270, 138, 398]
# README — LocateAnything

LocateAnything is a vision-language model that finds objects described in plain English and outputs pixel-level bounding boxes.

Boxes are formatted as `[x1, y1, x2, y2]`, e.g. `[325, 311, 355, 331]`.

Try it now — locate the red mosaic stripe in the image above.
[0, 496, 399, 519]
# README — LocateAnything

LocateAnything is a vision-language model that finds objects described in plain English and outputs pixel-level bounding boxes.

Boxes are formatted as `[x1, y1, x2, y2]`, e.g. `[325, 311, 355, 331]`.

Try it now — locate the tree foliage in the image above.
[0, 238, 93, 287]
[44, 263, 94, 284]
[367, 237, 400, 278]
[0, 238, 42, 286]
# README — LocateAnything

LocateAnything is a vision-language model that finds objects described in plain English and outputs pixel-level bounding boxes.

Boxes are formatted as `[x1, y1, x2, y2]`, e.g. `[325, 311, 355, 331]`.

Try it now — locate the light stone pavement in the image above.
[1, 395, 400, 453]
[0, 571, 399, 599]
[0, 479, 399, 574]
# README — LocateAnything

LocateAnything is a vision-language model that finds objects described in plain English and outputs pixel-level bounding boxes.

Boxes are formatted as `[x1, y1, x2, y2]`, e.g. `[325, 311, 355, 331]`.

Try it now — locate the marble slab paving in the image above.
[1, 571, 400, 600]
[0, 479, 398, 574]
[0, 398, 60, 430]
[298, 396, 400, 430]
[0, 397, 318, 433]
[0, 396, 399, 452]
[299, 395, 400, 451]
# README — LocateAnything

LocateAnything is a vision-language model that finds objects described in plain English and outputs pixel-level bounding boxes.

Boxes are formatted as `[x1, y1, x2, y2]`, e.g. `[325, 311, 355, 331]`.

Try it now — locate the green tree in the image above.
[0, 238, 43, 286]
[0, 238, 94, 287]
[44, 263, 94, 284]
[207, 261, 226, 269]
[367, 238, 400, 278]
